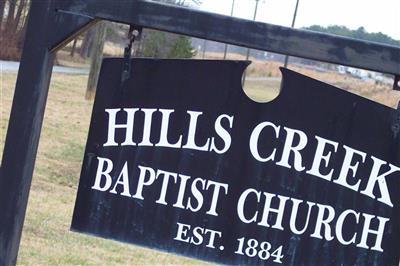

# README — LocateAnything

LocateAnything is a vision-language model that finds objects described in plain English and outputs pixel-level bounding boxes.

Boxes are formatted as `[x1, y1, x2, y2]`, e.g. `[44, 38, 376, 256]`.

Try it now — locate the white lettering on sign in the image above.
[236, 190, 389, 252]
[174, 222, 223, 249]
[103, 108, 234, 154]
[94, 107, 399, 253]
[103, 108, 398, 207]
[92, 158, 229, 217]
[91, 160, 390, 252]
[249, 121, 397, 207]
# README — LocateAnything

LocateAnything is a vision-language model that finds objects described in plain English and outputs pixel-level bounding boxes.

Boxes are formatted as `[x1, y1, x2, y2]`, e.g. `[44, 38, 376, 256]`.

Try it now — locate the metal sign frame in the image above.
[0, 0, 399, 264]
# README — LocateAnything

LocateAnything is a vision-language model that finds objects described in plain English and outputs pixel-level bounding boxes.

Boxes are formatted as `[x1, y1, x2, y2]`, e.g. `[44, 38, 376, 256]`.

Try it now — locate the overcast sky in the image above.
[200, 0, 400, 41]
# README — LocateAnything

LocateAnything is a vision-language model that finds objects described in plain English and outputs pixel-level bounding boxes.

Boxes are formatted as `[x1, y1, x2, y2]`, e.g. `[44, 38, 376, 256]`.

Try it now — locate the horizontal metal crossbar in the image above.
[55, 0, 400, 76]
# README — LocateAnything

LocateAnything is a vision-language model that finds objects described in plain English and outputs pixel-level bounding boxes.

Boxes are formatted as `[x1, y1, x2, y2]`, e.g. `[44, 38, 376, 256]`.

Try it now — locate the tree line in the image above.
[303, 25, 400, 47]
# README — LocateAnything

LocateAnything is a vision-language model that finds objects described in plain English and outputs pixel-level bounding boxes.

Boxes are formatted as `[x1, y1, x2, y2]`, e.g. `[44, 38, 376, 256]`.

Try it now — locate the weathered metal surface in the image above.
[0, 1, 93, 265]
[0, 1, 56, 264]
[1, 0, 400, 264]
[55, 0, 400, 76]
[49, 12, 97, 52]
[72, 58, 400, 265]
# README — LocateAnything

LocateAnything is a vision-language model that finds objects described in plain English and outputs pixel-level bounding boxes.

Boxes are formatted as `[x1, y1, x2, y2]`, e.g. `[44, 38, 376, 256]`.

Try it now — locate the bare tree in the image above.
[85, 22, 108, 100]
[12, 0, 26, 32]
[80, 27, 96, 58]
[0, 0, 30, 60]
[0, 0, 6, 30]
[5, 0, 17, 31]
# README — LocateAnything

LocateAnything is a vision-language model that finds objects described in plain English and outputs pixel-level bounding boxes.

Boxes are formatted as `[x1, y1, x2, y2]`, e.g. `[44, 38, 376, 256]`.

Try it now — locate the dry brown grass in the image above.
[56, 50, 90, 68]
[0, 72, 207, 265]
[56, 42, 125, 68]
[246, 66, 400, 107]
[195, 51, 400, 107]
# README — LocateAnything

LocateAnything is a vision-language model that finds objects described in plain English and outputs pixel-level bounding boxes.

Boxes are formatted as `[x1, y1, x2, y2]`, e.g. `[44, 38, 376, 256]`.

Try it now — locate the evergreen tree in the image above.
[168, 36, 196, 58]
[141, 30, 196, 59]
[137, 0, 200, 58]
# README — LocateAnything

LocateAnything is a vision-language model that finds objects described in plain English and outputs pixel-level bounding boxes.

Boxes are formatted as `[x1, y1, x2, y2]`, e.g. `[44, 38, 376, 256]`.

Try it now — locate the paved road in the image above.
[1, 60, 282, 81]
[0, 60, 89, 75]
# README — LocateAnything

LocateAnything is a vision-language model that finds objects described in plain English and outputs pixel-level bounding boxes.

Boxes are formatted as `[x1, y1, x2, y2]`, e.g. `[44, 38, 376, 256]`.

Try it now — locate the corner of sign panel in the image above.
[238, 59, 251, 74]
[279, 66, 295, 80]
[279, 66, 289, 94]
[278, 67, 303, 100]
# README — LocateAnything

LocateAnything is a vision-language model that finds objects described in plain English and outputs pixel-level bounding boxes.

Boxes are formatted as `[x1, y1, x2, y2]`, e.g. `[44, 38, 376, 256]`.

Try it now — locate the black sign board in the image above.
[72, 58, 400, 265]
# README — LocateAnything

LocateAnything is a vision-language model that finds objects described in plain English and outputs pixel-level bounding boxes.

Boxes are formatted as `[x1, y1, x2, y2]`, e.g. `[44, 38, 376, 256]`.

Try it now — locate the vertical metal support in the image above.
[0, 1, 55, 264]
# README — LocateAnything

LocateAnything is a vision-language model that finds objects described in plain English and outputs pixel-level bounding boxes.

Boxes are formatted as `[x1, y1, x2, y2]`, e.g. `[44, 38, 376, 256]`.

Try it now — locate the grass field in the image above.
[0, 72, 208, 265]
[1, 64, 399, 264]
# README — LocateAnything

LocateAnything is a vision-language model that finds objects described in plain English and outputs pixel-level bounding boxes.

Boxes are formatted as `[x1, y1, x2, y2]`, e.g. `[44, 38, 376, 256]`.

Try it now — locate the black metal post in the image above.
[0, 1, 56, 264]
[0, 0, 94, 264]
